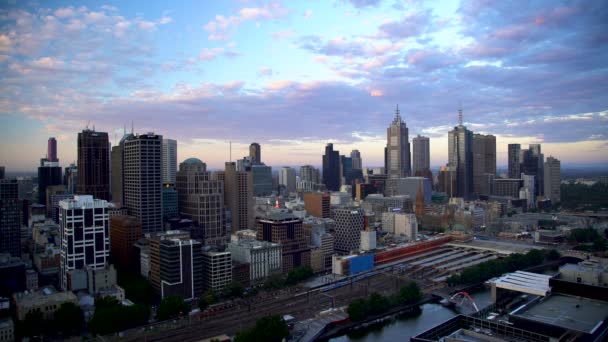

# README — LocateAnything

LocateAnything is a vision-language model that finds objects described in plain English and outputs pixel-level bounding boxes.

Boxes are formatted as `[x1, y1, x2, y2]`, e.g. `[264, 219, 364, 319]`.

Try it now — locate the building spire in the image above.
[458, 102, 463, 126]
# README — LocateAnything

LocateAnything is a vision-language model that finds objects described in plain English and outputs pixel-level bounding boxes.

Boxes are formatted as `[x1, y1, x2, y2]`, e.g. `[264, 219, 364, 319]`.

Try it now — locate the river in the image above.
[330, 288, 492, 342]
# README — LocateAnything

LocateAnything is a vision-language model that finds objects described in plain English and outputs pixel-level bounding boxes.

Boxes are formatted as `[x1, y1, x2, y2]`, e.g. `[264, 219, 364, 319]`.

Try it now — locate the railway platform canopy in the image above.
[488, 271, 552, 302]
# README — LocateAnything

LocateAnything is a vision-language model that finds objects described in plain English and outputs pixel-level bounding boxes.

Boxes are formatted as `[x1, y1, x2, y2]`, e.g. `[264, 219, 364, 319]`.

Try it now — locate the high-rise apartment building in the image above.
[386, 106, 411, 178]
[303, 192, 330, 218]
[332, 207, 364, 254]
[47, 137, 58, 162]
[249, 143, 261, 164]
[162, 139, 177, 185]
[448, 110, 473, 198]
[350, 150, 362, 170]
[544, 156, 561, 204]
[109, 215, 142, 271]
[0, 180, 21, 257]
[322, 143, 340, 191]
[220, 162, 253, 232]
[59, 195, 110, 290]
[256, 210, 311, 273]
[507, 144, 521, 179]
[412, 135, 430, 176]
[77, 129, 110, 201]
[279, 167, 296, 193]
[123, 133, 163, 233]
[472, 134, 496, 196]
[299, 165, 320, 192]
[176, 158, 226, 246]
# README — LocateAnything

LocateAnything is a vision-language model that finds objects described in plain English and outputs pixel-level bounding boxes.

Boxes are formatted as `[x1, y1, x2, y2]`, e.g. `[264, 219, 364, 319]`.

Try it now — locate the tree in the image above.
[156, 296, 189, 321]
[234, 315, 289, 342]
[367, 292, 391, 315]
[89, 297, 150, 336]
[54, 302, 84, 336]
[546, 249, 561, 260]
[20, 309, 48, 338]
[593, 237, 607, 252]
[263, 273, 285, 290]
[399, 282, 422, 304]
[223, 281, 245, 298]
[117, 268, 155, 306]
[286, 266, 314, 285]
[347, 298, 368, 321]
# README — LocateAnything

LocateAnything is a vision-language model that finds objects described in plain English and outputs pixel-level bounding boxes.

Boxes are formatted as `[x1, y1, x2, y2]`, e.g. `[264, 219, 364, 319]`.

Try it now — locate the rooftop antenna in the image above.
[123, 124, 126, 136]
[86, 120, 90, 130]
[131, 120, 134, 134]
[395, 104, 401, 121]
[458, 102, 463, 126]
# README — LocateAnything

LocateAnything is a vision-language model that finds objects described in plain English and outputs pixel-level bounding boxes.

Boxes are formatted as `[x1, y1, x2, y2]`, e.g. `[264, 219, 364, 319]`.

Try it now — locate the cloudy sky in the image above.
[1, 0, 607, 172]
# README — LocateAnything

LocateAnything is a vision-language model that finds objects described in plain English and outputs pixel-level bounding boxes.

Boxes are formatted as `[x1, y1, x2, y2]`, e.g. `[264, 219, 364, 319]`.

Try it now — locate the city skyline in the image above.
[1, 0, 607, 171]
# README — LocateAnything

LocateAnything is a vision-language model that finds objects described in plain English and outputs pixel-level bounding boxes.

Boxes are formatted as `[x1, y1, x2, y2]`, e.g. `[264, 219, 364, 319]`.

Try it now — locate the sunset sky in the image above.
[1, 0, 607, 172]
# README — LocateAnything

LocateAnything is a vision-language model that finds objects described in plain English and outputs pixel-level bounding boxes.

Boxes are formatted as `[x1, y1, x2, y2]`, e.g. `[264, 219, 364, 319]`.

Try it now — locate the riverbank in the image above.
[314, 295, 434, 341]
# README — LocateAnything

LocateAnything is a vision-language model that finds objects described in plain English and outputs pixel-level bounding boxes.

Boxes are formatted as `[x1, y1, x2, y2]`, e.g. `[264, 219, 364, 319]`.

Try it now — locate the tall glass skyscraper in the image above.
[448, 109, 473, 198]
[386, 105, 410, 178]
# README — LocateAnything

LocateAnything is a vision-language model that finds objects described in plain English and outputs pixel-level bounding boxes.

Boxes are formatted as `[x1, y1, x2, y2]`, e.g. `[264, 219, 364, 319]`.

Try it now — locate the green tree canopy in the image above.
[234, 315, 289, 342]
[53, 302, 84, 336]
[89, 296, 150, 336]
[156, 296, 189, 321]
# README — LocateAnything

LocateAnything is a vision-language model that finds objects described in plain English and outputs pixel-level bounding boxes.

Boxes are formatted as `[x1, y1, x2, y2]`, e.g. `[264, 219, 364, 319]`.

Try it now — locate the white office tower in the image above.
[162, 139, 177, 184]
[279, 167, 296, 193]
[382, 212, 417, 241]
[59, 195, 110, 290]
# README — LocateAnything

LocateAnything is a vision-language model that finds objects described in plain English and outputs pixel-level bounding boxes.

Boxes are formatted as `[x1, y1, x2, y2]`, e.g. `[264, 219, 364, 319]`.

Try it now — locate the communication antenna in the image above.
[458, 101, 463, 126]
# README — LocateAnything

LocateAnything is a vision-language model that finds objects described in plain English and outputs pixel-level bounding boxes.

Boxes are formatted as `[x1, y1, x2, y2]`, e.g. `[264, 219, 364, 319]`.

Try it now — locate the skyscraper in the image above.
[251, 164, 273, 196]
[162, 139, 177, 185]
[544, 156, 561, 204]
[59, 195, 110, 290]
[522, 144, 543, 197]
[322, 143, 340, 191]
[412, 135, 430, 176]
[0, 180, 21, 257]
[256, 210, 310, 273]
[47, 137, 58, 162]
[77, 129, 110, 201]
[350, 150, 362, 170]
[176, 158, 226, 246]
[386, 105, 411, 178]
[123, 133, 163, 233]
[299, 165, 320, 192]
[38, 160, 62, 204]
[220, 162, 253, 232]
[279, 167, 296, 193]
[249, 143, 261, 164]
[448, 109, 473, 198]
[333, 207, 364, 254]
[472, 133, 496, 196]
[63, 163, 77, 194]
[507, 144, 521, 179]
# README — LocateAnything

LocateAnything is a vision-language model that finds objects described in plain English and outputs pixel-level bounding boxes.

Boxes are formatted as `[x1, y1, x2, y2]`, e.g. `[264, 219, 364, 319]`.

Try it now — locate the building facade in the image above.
[109, 215, 142, 271]
[472, 133, 496, 196]
[162, 139, 177, 185]
[386, 106, 411, 178]
[249, 143, 261, 164]
[228, 239, 282, 284]
[332, 208, 364, 254]
[176, 158, 226, 246]
[202, 250, 232, 293]
[412, 135, 430, 176]
[448, 113, 473, 198]
[303, 192, 330, 219]
[123, 133, 163, 233]
[322, 143, 341, 191]
[77, 129, 110, 201]
[544, 156, 561, 204]
[0, 180, 20, 257]
[219, 162, 253, 233]
[507, 144, 521, 179]
[59, 195, 110, 290]
[279, 167, 296, 193]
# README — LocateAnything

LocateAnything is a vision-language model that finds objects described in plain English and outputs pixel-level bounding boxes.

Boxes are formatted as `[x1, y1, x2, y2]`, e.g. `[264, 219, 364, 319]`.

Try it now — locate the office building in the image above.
[386, 105, 411, 178]
[77, 129, 110, 201]
[507, 144, 521, 179]
[350, 150, 362, 170]
[544, 156, 561, 204]
[304, 192, 330, 218]
[110, 132, 134, 206]
[63, 163, 77, 194]
[123, 133, 163, 233]
[412, 135, 430, 176]
[385, 177, 432, 204]
[109, 215, 142, 271]
[59, 195, 110, 290]
[437, 164, 457, 198]
[202, 250, 232, 293]
[279, 167, 296, 193]
[448, 109, 473, 198]
[162, 139, 177, 185]
[0, 167, 4, 180]
[322, 143, 341, 191]
[38, 161, 62, 204]
[522, 144, 544, 197]
[251, 164, 273, 196]
[249, 143, 261, 164]
[219, 162, 253, 232]
[176, 158, 226, 246]
[299, 165, 321, 192]
[492, 178, 523, 198]
[382, 212, 417, 240]
[521, 174, 535, 209]
[256, 210, 311, 273]
[472, 133, 496, 196]
[162, 184, 178, 221]
[152, 236, 203, 300]
[0, 180, 21, 257]
[228, 239, 282, 284]
[340, 155, 362, 187]
[332, 208, 364, 254]
[47, 137, 58, 162]
[13, 286, 78, 321]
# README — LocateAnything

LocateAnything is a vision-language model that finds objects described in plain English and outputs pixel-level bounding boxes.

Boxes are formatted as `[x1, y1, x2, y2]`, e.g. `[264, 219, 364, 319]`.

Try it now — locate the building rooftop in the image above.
[259, 209, 298, 222]
[512, 294, 608, 334]
[13, 286, 77, 308]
